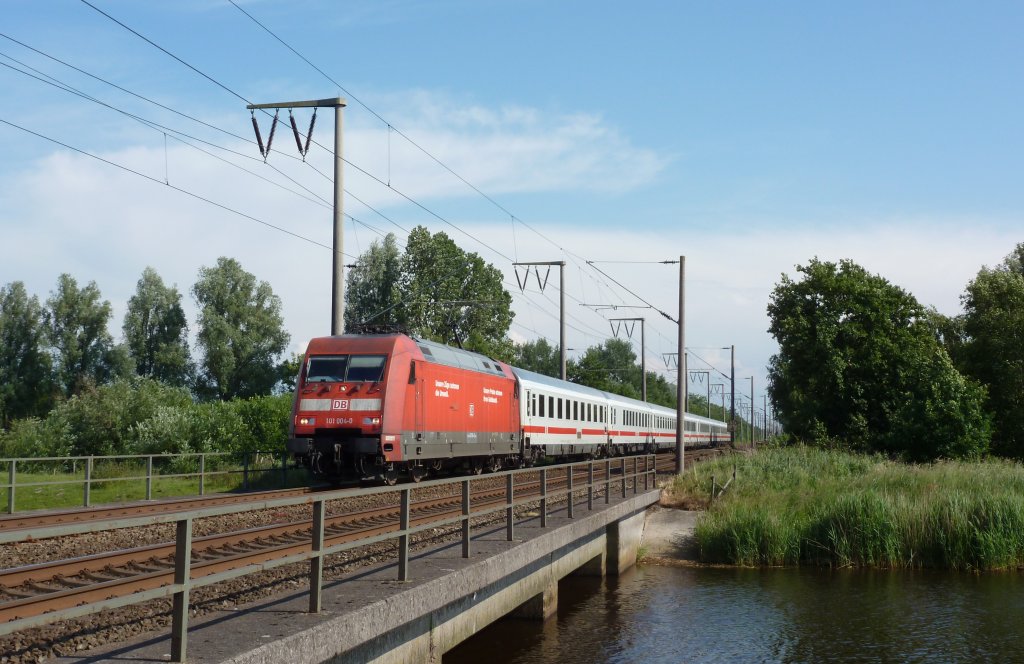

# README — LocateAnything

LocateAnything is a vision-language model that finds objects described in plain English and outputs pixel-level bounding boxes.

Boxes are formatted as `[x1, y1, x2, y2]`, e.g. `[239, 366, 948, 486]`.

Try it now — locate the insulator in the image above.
[263, 110, 279, 159]
[289, 111, 304, 155]
[303, 109, 317, 156]
[251, 113, 266, 156]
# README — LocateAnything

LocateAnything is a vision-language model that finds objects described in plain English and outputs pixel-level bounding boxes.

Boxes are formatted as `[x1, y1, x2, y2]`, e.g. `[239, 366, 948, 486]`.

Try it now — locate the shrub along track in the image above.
[0, 448, 730, 663]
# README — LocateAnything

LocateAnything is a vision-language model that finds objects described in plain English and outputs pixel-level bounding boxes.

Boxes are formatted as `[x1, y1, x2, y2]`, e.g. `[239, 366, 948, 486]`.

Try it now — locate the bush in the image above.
[56, 377, 192, 456]
[1, 380, 294, 461]
[670, 447, 1024, 570]
[0, 416, 72, 459]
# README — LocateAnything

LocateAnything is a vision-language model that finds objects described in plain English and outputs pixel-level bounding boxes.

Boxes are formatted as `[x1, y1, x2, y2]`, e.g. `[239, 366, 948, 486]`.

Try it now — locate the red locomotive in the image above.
[287, 333, 727, 484]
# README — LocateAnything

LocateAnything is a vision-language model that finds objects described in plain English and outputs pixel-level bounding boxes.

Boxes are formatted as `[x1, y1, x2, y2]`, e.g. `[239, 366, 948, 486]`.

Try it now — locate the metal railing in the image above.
[0, 455, 657, 662]
[1, 451, 298, 514]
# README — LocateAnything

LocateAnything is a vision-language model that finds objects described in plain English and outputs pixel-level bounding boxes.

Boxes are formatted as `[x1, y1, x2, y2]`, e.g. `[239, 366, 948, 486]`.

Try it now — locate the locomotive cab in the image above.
[288, 342, 394, 481]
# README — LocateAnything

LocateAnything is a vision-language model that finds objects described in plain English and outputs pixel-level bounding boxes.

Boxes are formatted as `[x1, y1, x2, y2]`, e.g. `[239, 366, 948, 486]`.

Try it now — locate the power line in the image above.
[0, 116, 343, 254]
[79, 0, 252, 105]
[0, 55, 339, 215]
[71, 1, 688, 360]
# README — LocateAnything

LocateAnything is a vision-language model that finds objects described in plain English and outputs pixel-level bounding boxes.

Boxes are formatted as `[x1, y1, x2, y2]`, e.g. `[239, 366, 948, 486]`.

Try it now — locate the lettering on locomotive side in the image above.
[434, 379, 460, 398]
[482, 387, 503, 404]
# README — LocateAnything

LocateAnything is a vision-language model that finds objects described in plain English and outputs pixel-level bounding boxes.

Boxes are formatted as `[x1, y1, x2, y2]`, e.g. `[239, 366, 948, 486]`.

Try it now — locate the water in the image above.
[444, 565, 1024, 663]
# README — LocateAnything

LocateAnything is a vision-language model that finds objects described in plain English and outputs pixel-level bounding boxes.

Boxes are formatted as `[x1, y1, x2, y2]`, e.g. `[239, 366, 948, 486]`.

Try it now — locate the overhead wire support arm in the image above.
[512, 261, 567, 380]
[246, 97, 347, 335]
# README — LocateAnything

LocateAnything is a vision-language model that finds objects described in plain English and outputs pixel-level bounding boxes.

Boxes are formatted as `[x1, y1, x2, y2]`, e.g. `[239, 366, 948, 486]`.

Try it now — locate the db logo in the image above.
[332, 399, 349, 410]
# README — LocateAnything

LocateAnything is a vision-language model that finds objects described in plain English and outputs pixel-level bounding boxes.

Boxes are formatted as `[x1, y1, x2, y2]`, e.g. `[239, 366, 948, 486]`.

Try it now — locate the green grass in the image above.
[0, 459, 310, 513]
[668, 446, 1024, 571]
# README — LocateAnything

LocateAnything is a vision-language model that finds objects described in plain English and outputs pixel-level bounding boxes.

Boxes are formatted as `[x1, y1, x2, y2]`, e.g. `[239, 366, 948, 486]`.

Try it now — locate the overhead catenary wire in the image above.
[0, 55, 334, 211]
[0, 116, 345, 255]
[61, 2, 710, 380]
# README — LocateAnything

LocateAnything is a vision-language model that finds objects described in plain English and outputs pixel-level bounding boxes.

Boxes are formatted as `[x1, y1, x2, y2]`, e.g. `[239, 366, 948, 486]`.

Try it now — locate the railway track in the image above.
[0, 445, 733, 651]
[0, 486, 320, 533]
[0, 446, 741, 664]
[0, 459, 657, 623]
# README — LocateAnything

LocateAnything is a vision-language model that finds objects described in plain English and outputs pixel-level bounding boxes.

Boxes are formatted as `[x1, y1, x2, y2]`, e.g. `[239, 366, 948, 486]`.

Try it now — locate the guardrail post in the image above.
[605, 459, 610, 504]
[7, 460, 15, 514]
[506, 473, 514, 541]
[621, 458, 627, 498]
[199, 454, 206, 496]
[146, 456, 153, 500]
[171, 516, 193, 663]
[462, 479, 471, 558]
[84, 456, 93, 507]
[632, 457, 638, 495]
[567, 465, 574, 519]
[540, 468, 548, 528]
[398, 487, 410, 581]
[587, 461, 594, 510]
[242, 452, 249, 491]
[644, 455, 650, 491]
[309, 500, 325, 612]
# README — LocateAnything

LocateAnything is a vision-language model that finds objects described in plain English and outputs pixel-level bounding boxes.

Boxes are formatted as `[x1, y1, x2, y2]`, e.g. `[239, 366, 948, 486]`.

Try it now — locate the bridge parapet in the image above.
[82, 487, 661, 663]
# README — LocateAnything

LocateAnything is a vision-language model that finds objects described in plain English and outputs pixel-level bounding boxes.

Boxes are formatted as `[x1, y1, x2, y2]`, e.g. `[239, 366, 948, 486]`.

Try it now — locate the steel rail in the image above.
[0, 455, 660, 654]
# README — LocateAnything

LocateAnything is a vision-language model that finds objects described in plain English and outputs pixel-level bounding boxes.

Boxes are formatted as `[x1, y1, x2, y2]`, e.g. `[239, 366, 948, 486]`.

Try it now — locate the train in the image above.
[286, 333, 728, 484]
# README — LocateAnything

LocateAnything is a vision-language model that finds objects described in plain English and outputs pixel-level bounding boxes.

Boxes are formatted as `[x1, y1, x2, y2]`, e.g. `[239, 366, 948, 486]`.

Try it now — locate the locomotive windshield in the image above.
[306, 355, 386, 382]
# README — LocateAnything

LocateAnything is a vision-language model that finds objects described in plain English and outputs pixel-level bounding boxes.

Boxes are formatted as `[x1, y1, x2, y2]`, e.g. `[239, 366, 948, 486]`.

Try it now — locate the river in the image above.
[445, 564, 1024, 662]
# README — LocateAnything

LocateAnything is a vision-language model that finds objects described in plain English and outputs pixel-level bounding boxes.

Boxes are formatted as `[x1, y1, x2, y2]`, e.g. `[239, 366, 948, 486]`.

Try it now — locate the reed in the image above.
[670, 446, 1024, 570]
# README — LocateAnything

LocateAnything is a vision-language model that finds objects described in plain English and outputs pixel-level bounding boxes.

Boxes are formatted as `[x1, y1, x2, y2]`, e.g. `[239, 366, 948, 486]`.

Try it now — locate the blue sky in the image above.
[2, 1, 1022, 415]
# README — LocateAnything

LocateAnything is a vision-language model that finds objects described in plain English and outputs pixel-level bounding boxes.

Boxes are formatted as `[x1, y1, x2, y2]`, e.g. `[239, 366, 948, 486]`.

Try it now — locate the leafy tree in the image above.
[646, 371, 678, 409]
[0, 282, 53, 427]
[123, 267, 191, 386]
[275, 351, 303, 394]
[767, 258, 990, 460]
[511, 338, 562, 377]
[569, 338, 642, 399]
[398, 227, 513, 358]
[46, 274, 129, 396]
[192, 257, 290, 400]
[342, 227, 515, 359]
[958, 244, 1024, 457]
[344, 233, 403, 332]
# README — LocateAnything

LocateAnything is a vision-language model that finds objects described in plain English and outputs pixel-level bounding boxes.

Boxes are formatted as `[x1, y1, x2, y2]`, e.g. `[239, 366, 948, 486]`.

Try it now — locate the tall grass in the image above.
[670, 446, 1024, 571]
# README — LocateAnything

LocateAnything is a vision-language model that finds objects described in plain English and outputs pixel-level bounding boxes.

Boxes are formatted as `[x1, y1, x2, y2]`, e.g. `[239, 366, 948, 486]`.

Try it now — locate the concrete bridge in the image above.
[67, 486, 662, 664]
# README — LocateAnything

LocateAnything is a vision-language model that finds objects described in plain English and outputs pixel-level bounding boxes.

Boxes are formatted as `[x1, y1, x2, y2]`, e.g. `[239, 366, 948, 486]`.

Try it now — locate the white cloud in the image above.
[1, 92, 1019, 412]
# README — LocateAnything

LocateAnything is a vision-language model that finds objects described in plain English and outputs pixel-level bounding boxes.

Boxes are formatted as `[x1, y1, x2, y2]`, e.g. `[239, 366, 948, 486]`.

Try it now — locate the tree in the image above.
[342, 227, 515, 359]
[123, 267, 191, 386]
[344, 233, 403, 332]
[767, 258, 990, 460]
[958, 244, 1024, 457]
[46, 274, 128, 396]
[398, 227, 514, 358]
[569, 338, 642, 399]
[0, 282, 53, 426]
[511, 338, 562, 377]
[192, 258, 290, 400]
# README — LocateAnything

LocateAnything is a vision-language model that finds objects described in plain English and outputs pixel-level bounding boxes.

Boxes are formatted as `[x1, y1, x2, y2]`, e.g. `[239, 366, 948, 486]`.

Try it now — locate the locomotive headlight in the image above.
[298, 417, 316, 426]
[363, 417, 381, 425]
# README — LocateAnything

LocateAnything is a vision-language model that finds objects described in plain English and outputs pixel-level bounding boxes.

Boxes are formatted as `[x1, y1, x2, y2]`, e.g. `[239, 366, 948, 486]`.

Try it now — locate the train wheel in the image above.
[488, 456, 503, 473]
[382, 463, 399, 486]
[410, 465, 427, 483]
[470, 459, 484, 475]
